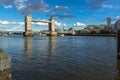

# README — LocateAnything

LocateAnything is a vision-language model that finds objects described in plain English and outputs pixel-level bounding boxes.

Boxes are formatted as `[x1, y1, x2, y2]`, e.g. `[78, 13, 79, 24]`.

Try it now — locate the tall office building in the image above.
[107, 17, 112, 30]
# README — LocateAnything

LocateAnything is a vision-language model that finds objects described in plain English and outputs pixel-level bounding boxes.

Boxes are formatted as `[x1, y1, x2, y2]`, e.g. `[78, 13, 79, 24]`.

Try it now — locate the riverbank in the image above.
[76, 34, 117, 37]
[58, 33, 117, 37]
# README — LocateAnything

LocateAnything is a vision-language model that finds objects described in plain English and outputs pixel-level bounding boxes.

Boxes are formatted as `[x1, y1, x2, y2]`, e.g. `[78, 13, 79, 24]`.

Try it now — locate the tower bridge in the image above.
[23, 15, 57, 37]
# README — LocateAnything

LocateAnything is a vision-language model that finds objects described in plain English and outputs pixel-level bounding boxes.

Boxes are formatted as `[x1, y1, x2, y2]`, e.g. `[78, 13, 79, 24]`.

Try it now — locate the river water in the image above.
[0, 35, 119, 80]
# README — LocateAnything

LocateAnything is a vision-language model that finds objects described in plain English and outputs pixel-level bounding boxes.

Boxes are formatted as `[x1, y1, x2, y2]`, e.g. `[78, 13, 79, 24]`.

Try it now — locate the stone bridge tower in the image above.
[23, 15, 33, 37]
[49, 16, 57, 36]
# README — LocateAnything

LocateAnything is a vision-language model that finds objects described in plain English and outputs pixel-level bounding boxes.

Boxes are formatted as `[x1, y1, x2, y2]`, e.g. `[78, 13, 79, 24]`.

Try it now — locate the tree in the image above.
[91, 31, 96, 34]
[68, 28, 74, 31]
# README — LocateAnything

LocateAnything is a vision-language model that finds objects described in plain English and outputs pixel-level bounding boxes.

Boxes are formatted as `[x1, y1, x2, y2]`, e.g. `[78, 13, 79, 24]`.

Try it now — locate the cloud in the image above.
[87, 0, 111, 9]
[0, 0, 14, 5]
[74, 22, 86, 27]
[32, 19, 50, 26]
[0, 20, 25, 31]
[51, 5, 69, 12]
[14, 0, 49, 14]
[102, 4, 120, 9]
[0, 0, 49, 14]
[55, 21, 67, 27]
[0, 20, 9, 25]
[102, 5, 113, 8]
[51, 14, 75, 19]
[32, 22, 48, 26]
[115, 16, 120, 20]
[0, 20, 24, 25]
[17, 22, 24, 25]
[35, 22, 48, 26]
[0, 0, 71, 14]
[4, 5, 12, 8]
[14, 0, 26, 10]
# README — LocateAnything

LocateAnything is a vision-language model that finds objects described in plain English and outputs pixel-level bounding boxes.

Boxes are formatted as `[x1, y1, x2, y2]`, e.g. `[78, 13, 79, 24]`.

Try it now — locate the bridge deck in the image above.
[32, 20, 51, 23]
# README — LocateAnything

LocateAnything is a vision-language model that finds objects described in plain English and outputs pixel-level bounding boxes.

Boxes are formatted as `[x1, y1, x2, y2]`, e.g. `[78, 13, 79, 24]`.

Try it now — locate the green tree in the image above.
[91, 31, 96, 34]
[68, 28, 74, 31]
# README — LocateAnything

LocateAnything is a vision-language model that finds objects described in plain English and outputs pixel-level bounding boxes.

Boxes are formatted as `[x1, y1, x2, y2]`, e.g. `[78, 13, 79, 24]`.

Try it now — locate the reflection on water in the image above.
[24, 37, 32, 58]
[49, 36, 56, 57]
[24, 36, 56, 58]
[0, 69, 12, 80]
[0, 35, 120, 80]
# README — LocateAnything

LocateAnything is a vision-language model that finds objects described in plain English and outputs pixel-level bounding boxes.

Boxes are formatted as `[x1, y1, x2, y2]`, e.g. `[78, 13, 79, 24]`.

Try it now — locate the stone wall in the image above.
[0, 49, 11, 80]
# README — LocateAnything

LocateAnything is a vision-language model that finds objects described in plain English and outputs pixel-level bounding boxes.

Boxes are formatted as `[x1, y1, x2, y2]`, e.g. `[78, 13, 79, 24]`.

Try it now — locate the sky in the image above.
[0, 0, 120, 31]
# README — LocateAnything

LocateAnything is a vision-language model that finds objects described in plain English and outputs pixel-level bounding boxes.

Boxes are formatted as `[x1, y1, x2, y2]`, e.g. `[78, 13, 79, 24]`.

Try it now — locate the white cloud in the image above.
[17, 22, 24, 25]
[63, 23, 67, 26]
[33, 22, 48, 26]
[102, 4, 120, 9]
[51, 5, 69, 12]
[55, 21, 61, 26]
[32, 19, 49, 26]
[4, 5, 12, 8]
[74, 22, 86, 27]
[116, 16, 120, 20]
[0, 20, 25, 31]
[0, 0, 49, 14]
[0, 20, 9, 25]
[102, 5, 114, 8]
[0, 20, 24, 25]
[55, 21, 67, 27]
[14, 0, 49, 14]
[14, 0, 26, 10]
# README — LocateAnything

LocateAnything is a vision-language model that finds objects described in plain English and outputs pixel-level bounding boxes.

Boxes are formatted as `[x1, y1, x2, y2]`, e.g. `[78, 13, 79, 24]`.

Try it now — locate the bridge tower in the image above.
[23, 15, 33, 37]
[49, 16, 57, 36]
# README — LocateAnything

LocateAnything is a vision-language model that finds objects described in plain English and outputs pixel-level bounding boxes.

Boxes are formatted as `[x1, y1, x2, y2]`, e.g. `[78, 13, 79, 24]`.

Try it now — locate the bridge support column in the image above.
[49, 16, 57, 36]
[117, 30, 120, 58]
[23, 15, 33, 37]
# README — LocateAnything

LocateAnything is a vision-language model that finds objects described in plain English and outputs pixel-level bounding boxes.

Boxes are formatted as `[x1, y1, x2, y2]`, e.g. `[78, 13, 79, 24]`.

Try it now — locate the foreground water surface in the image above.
[0, 35, 119, 80]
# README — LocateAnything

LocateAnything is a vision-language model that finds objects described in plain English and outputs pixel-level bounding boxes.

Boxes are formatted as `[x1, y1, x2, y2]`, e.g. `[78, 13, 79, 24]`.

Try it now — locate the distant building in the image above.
[87, 25, 95, 30]
[99, 25, 106, 30]
[79, 24, 106, 34]
[107, 17, 112, 29]
[80, 29, 91, 33]
[87, 25, 99, 29]
[106, 17, 115, 32]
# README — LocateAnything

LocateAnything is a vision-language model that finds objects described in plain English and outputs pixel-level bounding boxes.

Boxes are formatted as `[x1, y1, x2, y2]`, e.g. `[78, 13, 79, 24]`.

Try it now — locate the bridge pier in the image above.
[23, 15, 33, 37]
[49, 16, 57, 36]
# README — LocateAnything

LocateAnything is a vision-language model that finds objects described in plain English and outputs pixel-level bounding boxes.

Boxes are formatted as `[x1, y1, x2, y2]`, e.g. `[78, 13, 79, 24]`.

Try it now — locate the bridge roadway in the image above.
[32, 20, 51, 23]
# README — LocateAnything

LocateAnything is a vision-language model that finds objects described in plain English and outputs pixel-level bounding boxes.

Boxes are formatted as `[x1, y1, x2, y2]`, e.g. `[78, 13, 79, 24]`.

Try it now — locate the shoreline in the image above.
[0, 33, 117, 37]
[62, 33, 117, 37]
[76, 34, 117, 37]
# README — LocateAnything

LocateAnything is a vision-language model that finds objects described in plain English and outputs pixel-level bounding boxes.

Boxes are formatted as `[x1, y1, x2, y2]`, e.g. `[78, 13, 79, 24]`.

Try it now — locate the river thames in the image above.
[0, 35, 119, 80]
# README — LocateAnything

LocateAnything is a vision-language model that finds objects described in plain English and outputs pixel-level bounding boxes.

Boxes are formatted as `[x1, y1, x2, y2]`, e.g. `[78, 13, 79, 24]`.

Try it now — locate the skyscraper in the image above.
[107, 17, 112, 30]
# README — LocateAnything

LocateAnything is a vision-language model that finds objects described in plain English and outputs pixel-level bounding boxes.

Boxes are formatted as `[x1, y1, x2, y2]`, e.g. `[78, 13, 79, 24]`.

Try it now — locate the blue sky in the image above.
[0, 0, 120, 31]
